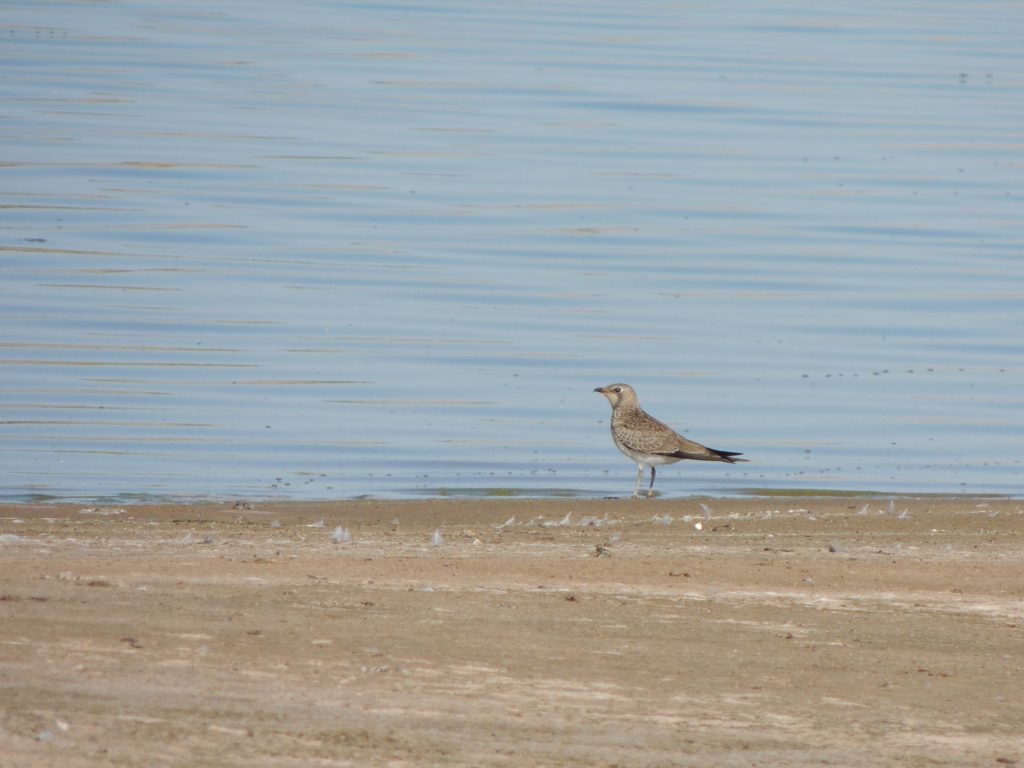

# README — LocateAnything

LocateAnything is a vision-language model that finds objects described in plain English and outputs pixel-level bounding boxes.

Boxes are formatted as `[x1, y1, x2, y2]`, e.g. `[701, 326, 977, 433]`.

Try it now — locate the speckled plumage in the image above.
[594, 383, 745, 498]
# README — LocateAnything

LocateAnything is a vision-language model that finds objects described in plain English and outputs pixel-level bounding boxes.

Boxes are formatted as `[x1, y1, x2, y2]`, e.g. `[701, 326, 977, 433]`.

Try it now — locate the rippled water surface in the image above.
[3, 1, 1022, 502]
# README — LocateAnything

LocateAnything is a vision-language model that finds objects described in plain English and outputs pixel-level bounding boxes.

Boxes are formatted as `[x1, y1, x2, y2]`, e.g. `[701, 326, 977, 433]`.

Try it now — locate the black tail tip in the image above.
[714, 449, 745, 463]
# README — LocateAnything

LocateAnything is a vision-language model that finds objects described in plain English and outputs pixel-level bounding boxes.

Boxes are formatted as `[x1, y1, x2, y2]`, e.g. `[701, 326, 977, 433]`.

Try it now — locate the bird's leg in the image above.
[633, 465, 644, 498]
[646, 466, 656, 498]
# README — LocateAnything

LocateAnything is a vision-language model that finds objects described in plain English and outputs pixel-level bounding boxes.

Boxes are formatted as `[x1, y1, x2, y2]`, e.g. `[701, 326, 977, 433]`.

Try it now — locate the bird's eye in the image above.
[613, 387, 621, 393]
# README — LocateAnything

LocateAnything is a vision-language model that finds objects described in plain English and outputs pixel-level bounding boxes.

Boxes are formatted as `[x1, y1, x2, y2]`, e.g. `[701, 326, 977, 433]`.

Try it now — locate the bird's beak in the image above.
[593, 386, 605, 393]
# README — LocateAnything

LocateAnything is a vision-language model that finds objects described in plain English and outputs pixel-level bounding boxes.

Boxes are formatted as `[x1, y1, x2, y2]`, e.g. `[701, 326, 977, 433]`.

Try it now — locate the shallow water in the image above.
[2, 1, 1022, 502]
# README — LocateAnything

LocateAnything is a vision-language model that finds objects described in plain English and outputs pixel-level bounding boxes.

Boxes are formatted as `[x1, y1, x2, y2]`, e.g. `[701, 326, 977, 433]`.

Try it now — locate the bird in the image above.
[594, 383, 745, 498]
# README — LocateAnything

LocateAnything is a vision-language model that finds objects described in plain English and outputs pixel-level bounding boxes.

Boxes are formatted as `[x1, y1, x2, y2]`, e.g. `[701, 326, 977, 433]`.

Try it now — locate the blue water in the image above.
[2, 1, 1022, 502]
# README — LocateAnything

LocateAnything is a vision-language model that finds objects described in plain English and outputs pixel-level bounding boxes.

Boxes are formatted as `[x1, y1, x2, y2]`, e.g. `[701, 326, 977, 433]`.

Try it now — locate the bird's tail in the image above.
[709, 448, 746, 463]
[666, 447, 748, 462]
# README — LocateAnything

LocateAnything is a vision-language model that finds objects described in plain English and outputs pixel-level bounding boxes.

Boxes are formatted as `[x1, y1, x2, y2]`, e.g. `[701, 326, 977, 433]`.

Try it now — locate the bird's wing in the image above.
[659, 435, 745, 463]
[614, 411, 680, 454]
[655, 434, 715, 459]
[615, 409, 746, 463]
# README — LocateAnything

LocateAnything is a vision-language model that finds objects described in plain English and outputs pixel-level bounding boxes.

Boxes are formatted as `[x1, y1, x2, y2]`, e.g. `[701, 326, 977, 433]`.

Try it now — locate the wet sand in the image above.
[1, 497, 1022, 767]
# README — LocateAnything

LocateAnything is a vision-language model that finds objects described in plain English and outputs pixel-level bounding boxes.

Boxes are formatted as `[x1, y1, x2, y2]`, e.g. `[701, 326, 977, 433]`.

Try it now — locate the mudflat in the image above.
[1, 497, 1021, 767]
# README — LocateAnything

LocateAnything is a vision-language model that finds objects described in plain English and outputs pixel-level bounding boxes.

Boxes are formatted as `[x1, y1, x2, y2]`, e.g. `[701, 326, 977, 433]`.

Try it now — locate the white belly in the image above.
[616, 442, 683, 468]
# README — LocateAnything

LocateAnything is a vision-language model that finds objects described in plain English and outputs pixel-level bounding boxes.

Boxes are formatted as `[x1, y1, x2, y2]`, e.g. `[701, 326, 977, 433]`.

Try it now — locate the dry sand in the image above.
[1, 496, 1022, 767]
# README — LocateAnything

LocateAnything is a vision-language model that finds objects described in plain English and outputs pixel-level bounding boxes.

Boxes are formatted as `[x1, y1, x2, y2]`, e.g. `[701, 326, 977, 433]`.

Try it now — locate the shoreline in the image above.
[2, 496, 1022, 766]
[3, 486, 1019, 510]
[3, 493, 1018, 522]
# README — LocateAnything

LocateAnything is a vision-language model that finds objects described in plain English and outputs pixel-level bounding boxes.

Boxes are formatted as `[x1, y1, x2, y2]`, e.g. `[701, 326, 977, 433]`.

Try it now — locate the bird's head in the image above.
[593, 383, 636, 409]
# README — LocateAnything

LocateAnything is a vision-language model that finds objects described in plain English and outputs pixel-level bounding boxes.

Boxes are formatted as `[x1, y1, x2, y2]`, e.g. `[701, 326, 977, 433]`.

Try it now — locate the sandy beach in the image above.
[1, 496, 1021, 767]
